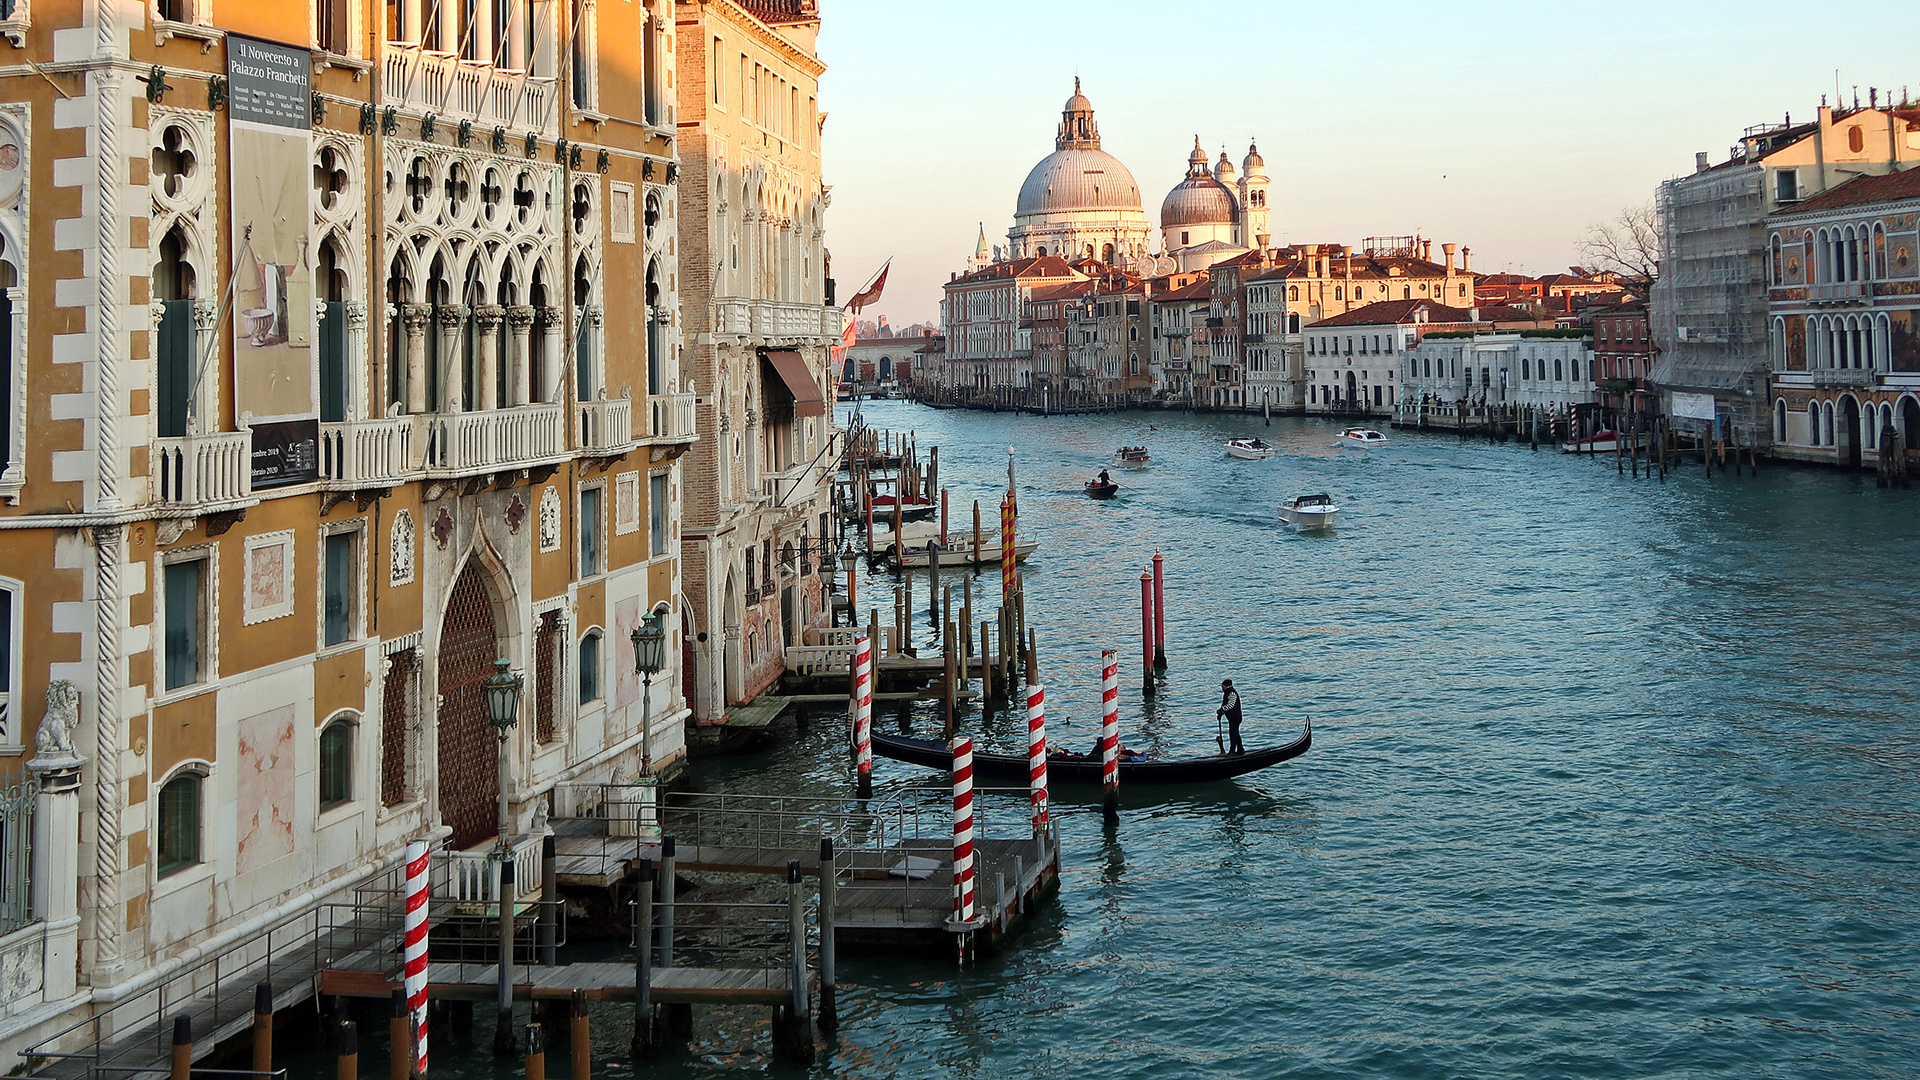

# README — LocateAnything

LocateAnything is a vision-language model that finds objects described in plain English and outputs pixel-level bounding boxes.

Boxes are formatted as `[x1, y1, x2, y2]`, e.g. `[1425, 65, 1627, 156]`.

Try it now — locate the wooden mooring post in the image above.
[631, 859, 656, 1059]
[253, 982, 275, 1074]
[569, 991, 591, 1080]
[388, 990, 408, 1080]
[522, 1024, 544, 1080]
[494, 858, 517, 1056]
[770, 861, 814, 1063]
[817, 838, 839, 1032]
[172, 1016, 192, 1080]
[335, 1020, 358, 1080]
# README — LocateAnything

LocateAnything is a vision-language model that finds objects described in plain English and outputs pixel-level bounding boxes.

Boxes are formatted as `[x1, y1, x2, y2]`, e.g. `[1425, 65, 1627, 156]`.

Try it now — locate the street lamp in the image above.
[481, 656, 523, 1058]
[483, 657, 524, 849]
[630, 601, 671, 775]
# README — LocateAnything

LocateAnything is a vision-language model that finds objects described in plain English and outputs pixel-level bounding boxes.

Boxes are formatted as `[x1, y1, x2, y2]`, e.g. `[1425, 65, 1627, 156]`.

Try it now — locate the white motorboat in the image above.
[1113, 446, 1152, 468]
[1336, 428, 1388, 448]
[1279, 493, 1340, 529]
[1226, 437, 1278, 460]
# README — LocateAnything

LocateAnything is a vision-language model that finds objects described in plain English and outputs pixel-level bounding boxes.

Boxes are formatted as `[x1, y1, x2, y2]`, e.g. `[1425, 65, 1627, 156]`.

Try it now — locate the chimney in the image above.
[1694, 151, 1710, 173]
[1461, 247, 1472, 273]
[1443, 243, 1457, 274]
[1256, 232, 1270, 251]
[1420, 239, 1432, 261]
[1469, 306, 1479, 323]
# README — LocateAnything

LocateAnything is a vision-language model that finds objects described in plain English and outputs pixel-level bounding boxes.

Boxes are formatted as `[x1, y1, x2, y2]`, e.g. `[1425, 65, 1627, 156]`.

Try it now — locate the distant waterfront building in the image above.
[1763, 168, 1920, 468]
[1305, 300, 1550, 415]
[1592, 300, 1653, 421]
[1650, 102, 1920, 446]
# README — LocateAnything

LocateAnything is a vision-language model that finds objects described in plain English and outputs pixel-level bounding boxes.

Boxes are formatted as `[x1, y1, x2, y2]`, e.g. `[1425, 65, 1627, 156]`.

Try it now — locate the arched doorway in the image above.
[1345, 371, 1357, 406]
[1839, 396, 1862, 468]
[437, 563, 504, 848]
[1901, 396, 1920, 448]
[722, 572, 743, 706]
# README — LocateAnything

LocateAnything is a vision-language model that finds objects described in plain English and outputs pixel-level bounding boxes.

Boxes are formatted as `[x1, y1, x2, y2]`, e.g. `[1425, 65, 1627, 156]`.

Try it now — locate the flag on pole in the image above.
[845, 259, 891, 313]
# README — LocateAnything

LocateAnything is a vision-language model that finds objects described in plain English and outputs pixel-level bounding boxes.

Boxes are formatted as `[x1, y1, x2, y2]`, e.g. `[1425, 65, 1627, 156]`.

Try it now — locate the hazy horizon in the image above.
[815, 0, 1919, 325]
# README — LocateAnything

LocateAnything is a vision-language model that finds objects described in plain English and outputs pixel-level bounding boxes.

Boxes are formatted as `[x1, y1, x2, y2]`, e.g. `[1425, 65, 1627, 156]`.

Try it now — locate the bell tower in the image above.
[1240, 140, 1270, 249]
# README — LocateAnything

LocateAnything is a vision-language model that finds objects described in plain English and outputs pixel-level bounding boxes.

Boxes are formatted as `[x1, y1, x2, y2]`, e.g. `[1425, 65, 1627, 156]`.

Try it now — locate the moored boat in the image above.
[1279, 493, 1340, 529]
[1336, 427, 1388, 448]
[869, 719, 1310, 784]
[1226, 437, 1278, 460]
[893, 539, 1040, 568]
[1561, 430, 1619, 454]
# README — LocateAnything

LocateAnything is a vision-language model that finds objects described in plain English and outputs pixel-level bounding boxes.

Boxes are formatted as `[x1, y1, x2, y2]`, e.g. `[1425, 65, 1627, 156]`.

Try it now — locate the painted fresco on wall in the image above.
[1786, 314, 1806, 371]
[236, 705, 297, 875]
[1891, 310, 1920, 372]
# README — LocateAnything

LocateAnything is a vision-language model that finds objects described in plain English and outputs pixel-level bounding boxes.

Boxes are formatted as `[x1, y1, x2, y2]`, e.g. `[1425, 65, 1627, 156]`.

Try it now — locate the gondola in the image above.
[1085, 479, 1119, 499]
[868, 718, 1309, 785]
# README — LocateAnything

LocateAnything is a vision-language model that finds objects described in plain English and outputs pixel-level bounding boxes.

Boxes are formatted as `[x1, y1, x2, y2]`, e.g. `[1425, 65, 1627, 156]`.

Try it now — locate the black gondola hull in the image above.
[869, 719, 1309, 784]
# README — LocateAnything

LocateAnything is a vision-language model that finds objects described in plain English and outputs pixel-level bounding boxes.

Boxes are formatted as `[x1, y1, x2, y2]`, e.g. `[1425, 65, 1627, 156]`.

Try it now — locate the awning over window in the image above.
[763, 349, 825, 418]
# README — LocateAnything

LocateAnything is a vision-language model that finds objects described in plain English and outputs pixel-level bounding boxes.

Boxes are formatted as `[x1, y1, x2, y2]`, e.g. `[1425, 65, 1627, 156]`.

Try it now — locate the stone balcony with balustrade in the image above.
[382, 45, 558, 131]
[573, 398, 635, 457]
[319, 416, 417, 489]
[153, 431, 253, 509]
[421, 402, 568, 476]
[712, 298, 838, 343]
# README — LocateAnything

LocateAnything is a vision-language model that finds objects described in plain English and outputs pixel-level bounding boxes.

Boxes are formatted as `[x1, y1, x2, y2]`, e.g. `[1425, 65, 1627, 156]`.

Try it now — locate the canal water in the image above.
[299, 402, 1920, 1078]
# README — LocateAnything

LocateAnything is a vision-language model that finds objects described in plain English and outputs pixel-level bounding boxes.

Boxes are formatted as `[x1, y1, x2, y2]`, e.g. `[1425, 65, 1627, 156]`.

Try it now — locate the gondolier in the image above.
[1218, 679, 1244, 755]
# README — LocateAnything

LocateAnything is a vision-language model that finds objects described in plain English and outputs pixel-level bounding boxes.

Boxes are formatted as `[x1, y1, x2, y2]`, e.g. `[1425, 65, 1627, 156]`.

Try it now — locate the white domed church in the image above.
[1161, 138, 1269, 272]
[1005, 81, 1152, 266]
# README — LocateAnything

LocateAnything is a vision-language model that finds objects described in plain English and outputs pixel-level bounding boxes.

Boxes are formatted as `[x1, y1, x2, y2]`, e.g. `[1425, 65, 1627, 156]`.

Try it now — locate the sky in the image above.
[813, 0, 1920, 326]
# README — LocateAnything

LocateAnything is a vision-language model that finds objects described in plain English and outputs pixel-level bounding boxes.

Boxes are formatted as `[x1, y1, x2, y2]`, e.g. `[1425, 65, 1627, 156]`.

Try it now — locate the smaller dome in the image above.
[1064, 77, 1092, 115]
[1187, 137, 1208, 169]
[1214, 151, 1236, 185]
[1243, 141, 1265, 172]
[1161, 174, 1238, 229]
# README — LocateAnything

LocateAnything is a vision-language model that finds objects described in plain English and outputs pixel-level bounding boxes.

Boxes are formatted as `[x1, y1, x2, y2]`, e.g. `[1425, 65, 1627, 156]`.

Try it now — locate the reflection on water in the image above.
[286, 402, 1918, 1079]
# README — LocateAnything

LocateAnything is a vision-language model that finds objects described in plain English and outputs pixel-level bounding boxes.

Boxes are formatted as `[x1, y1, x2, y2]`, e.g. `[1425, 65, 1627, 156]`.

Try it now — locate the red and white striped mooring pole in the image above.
[851, 632, 873, 799]
[950, 735, 975, 923]
[1026, 684, 1049, 836]
[402, 839, 430, 1077]
[1100, 650, 1120, 825]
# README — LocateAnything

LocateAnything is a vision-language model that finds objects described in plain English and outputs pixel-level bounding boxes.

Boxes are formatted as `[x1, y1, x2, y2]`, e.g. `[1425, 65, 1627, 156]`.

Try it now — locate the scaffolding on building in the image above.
[1648, 164, 1770, 440]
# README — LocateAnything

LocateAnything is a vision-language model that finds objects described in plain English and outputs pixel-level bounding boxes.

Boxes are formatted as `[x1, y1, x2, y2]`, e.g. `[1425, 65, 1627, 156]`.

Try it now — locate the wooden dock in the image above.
[320, 960, 801, 1007]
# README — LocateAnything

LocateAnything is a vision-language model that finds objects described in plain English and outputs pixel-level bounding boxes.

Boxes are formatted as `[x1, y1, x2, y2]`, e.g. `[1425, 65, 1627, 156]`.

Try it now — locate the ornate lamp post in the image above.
[481, 657, 523, 1056]
[630, 602, 671, 775]
[483, 658, 525, 849]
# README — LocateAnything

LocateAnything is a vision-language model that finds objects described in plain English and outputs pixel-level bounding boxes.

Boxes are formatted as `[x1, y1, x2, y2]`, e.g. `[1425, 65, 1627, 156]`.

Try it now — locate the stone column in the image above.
[345, 301, 369, 419]
[538, 306, 564, 403]
[473, 304, 505, 411]
[506, 305, 536, 406]
[585, 305, 605, 400]
[402, 303, 434, 414]
[29, 681, 86, 1006]
[438, 305, 469, 413]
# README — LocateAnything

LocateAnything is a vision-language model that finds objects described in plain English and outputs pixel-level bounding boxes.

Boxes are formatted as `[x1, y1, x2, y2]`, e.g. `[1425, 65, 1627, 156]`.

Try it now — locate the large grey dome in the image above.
[1160, 173, 1237, 228]
[1016, 148, 1144, 217]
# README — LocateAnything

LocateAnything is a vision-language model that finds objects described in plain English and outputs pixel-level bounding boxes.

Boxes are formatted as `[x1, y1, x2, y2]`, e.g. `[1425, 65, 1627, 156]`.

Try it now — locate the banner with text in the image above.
[227, 35, 316, 488]
[1671, 391, 1718, 422]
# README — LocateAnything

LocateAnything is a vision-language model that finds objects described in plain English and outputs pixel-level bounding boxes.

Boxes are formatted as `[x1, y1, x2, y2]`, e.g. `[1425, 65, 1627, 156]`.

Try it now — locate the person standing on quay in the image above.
[1219, 679, 1244, 755]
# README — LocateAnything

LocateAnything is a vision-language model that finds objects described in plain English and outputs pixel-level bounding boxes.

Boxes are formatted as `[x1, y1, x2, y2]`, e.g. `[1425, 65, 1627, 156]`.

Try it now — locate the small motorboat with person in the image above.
[1226, 437, 1278, 460]
[1279, 493, 1340, 529]
[1336, 427, 1388, 448]
[1086, 476, 1119, 499]
[868, 718, 1310, 785]
[1113, 446, 1152, 468]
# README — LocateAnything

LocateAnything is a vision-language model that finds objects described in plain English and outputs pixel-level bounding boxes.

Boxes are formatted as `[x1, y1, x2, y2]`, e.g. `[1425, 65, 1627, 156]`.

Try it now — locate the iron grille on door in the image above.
[380, 648, 417, 807]
[534, 610, 562, 744]
[437, 565, 503, 849]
